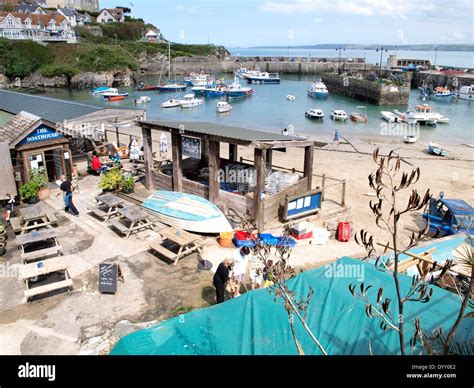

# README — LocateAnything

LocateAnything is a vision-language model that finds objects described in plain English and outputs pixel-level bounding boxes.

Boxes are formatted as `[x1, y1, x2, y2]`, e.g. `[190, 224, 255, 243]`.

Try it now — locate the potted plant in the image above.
[98, 168, 123, 193]
[0, 242, 5, 257]
[0, 223, 7, 244]
[19, 169, 48, 203]
[121, 175, 135, 194]
[32, 170, 49, 200]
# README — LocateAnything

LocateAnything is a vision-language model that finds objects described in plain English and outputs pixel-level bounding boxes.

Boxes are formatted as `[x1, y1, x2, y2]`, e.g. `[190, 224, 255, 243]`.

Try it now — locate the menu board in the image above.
[99, 264, 118, 294]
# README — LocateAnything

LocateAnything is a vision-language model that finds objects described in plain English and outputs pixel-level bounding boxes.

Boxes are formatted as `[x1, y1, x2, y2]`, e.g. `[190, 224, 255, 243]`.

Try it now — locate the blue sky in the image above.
[101, 0, 473, 47]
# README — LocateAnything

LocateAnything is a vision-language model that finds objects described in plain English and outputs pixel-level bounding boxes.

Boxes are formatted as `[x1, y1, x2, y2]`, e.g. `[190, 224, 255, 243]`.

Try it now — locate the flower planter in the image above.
[0, 234, 7, 243]
[38, 187, 51, 201]
[27, 196, 39, 205]
[0, 243, 6, 257]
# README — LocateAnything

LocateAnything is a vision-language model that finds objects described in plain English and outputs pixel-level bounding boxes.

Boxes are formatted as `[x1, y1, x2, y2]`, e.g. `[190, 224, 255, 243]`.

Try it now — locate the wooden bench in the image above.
[88, 206, 109, 220]
[44, 209, 58, 225]
[108, 219, 130, 235]
[24, 278, 73, 302]
[21, 245, 63, 263]
[149, 239, 177, 260]
[10, 218, 23, 234]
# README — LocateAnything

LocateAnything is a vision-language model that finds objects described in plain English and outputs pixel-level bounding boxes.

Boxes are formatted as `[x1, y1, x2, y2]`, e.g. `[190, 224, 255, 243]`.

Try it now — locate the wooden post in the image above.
[208, 140, 220, 204]
[266, 149, 273, 169]
[115, 125, 119, 145]
[201, 138, 209, 165]
[229, 143, 238, 162]
[303, 145, 314, 191]
[141, 126, 154, 190]
[254, 148, 266, 232]
[321, 174, 326, 201]
[104, 129, 108, 142]
[341, 179, 347, 207]
[171, 131, 183, 192]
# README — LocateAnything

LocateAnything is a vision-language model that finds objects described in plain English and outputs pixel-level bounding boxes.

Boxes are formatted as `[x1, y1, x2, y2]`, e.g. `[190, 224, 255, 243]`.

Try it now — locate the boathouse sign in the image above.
[19, 125, 63, 145]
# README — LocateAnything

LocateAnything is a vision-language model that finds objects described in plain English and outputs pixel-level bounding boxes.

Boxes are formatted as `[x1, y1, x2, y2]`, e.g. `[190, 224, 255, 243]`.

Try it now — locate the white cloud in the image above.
[313, 17, 324, 23]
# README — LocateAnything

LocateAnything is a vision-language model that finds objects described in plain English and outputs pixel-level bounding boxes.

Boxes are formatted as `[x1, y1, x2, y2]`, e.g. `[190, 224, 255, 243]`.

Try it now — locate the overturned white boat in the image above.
[143, 191, 233, 234]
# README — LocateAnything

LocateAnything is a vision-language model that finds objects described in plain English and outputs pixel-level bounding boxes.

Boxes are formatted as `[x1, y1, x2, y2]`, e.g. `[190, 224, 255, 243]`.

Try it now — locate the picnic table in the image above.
[12, 205, 58, 234]
[16, 229, 63, 263]
[149, 226, 205, 266]
[109, 205, 156, 238]
[19, 257, 73, 302]
[90, 193, 124, 221]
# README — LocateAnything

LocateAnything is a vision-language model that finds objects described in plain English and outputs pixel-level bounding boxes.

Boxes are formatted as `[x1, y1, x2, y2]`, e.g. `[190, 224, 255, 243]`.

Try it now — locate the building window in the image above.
[7, 17, 15, 28]
[26, 19, 32, 29]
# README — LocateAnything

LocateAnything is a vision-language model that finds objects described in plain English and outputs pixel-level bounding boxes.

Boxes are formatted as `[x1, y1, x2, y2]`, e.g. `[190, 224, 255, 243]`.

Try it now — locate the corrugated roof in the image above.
[0, 90, 101, 123]
[142, 120, 303, 143]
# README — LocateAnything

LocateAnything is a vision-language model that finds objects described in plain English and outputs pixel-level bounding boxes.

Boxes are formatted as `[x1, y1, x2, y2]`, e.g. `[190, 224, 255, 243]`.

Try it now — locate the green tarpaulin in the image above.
[111, 238, 473, 355]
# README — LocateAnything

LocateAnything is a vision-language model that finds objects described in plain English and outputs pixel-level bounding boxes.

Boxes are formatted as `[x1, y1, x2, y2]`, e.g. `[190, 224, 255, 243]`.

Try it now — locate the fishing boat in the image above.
[428, 142, 449, 157]
[305, 108, 324, 119]
[184, 72, 211, 86]
[245, 71, 280, 84]
[381, 111, 399, 123]
[157, 42, 187, 92]
[105, 95, 127, 102]
[161, 99, 181, 108]
[226, 77, 254, 98]
[216, 101, 232, 113]
[330, 110, 348, 121]
[91, 86, 111, 95]
[137, 82, 159, 91]
[350, 106, 368, 123]
[102, 88, 129, 98]
[307, 80, 329, 98]
[134, 96, 151, 104]
[455, 85, 474, 100]
[204, 83, 227, 98]
[404, 135, 417, 144]
[142, 191, 233, 234]
[432, 86, 454, 100]
[191, 81, 208, 95]
[286, 95, 296, 101]
[179, 94, 203, 109]
[234, 67, 260, 78]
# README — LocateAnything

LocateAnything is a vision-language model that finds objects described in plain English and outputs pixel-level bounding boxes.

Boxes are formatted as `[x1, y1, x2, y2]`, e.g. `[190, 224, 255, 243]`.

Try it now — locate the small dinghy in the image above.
[428, 142, 449, 157]
[381, 111, 399, 123]
[143, 191, 233, 234]
[404, 135, 417, 144]
[134, 96, 151, 104]
[286, 95, 296, 101]
[216, 101, 232, 113]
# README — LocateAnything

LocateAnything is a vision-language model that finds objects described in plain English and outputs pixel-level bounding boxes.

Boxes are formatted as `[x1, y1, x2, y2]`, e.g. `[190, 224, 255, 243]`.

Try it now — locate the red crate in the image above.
[234, 230, 255, 241]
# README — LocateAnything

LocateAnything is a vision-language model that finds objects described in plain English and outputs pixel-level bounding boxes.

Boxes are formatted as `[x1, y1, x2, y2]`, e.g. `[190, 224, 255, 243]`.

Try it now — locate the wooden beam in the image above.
[303, 145, 314, 191]
[208, 140, 220, 205]
[142, 126, 154, 190]
[254, 148, 266, 232]
[171, 131, 183, 192]
[229, 143, 238, 162]
[266, 149, 273, 168]
[254, 140, 317, 149]
[201, 138, 210, 165]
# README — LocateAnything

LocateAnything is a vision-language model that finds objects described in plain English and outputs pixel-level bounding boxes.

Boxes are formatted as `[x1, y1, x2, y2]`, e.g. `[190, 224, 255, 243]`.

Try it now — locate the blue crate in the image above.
[233, 238, 256, 248]
[258, 234, 279, 246]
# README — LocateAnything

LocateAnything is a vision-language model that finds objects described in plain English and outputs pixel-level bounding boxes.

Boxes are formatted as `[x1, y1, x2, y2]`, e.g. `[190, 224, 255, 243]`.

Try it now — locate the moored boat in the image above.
[404, 135, 417, 144]
[394, 104, 449, 127]
[179, 94, 203, 108]
[305, 108, 324, 119]
[91, 86, 111, 95]
[286, 95, 296, 101]
[157, 82, 187, 92]
[331, 110, 348, 121]
[134, 96, 151, 104]
[428, 142, 449, 157]
[102, 88, 129, 98]
[350, 106, 368, 123]
[105, 95, 127, 102]
[216, 101, 232, 113]
[161, 99, 181, 108]
[381, 111, 399, 123]
[142, 191, 233, 234]
[307, 80, 329, 98]
[455, 85, 474, 100]
[137, 82, 159, 91]
[234, 67, 260, 78]
[226, 77, 254, 98]
[432, 86, 454, 100]
[204, 83, 227, 98]
[245, 71, 280, 84]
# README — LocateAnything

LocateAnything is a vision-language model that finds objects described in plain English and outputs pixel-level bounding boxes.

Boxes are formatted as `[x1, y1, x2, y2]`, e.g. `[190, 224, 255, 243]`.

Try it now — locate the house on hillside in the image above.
[145, 28, 162, 42]
[14, 4, 46, 14]
[96, 8, 124, 24]
[0, 11, 76, 42]
[57, 7, 77, 27]
[77, 11, 92, 25]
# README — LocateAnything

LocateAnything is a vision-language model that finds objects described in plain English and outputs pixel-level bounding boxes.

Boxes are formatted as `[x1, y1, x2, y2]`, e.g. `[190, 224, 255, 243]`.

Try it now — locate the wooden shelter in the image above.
[140, 121, 317, 231]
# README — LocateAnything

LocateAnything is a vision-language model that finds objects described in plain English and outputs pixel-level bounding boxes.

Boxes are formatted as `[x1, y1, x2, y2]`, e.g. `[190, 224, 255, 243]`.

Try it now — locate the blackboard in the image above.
[182, 136, 201, 159]
[99, 264, 118, 294]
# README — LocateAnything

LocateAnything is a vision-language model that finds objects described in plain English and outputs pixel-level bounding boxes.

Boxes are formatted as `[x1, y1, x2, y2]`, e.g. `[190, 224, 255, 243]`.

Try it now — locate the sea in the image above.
[32, 70, 474, 146]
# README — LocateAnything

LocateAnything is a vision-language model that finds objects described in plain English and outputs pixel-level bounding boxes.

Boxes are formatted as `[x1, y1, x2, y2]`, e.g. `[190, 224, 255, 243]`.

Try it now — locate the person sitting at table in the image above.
[109, 150, 121, 166]
[91, 151, 109, 175]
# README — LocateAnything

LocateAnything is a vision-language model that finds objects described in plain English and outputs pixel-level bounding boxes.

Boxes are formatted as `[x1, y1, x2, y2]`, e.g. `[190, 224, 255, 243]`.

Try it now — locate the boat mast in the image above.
[168, 42, 171, 81]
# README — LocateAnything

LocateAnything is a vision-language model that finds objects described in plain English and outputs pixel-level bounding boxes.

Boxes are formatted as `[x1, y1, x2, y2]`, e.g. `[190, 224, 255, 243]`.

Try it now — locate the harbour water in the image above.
[229, 48, 474, 69]
[33, 73, 473, 145]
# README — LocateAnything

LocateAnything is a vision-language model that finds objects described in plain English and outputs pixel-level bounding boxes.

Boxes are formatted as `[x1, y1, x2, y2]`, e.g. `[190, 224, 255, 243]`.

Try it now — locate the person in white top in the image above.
[248, 253, 264, 289]
[231, 246, 251, 297]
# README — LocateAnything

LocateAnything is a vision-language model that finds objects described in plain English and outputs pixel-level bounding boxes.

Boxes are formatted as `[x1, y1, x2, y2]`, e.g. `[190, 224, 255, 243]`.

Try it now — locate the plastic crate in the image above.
[259, 233, 279, 246]
[292, 231, 313, 240]
[234, 230, 256, 241]
[233, 238, 256, 248]
[276, 237, 297, 248]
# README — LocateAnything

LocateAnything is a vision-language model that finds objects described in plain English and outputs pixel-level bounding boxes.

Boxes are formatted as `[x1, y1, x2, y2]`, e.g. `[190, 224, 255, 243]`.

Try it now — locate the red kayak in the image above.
[106, 95, 127, 102]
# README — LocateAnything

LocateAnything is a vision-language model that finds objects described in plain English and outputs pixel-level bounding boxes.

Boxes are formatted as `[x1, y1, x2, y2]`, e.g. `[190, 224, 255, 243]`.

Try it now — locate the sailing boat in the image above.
[157, 42, 187, 93]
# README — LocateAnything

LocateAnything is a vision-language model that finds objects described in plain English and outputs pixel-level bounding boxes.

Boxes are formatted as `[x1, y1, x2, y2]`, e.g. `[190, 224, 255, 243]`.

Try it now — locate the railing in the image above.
[1, 33, 76, 42]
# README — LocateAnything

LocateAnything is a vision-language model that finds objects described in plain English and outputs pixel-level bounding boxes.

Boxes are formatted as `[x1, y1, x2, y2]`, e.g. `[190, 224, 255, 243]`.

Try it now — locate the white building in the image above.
[14, 4, 46, 14]
[0, 11, 76, 43]
[96, 8, 125, 24]
[57, 7, 78, 27]
[145, 29, 161, 42]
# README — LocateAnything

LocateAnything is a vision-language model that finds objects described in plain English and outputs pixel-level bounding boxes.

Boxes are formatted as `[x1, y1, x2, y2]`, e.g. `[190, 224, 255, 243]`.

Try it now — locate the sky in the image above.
[100, 0, 473, 47]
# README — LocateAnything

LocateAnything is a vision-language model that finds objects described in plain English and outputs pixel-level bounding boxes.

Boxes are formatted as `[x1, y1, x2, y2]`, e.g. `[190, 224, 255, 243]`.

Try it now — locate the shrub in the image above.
[40, 64, 79, 78]
[19, 169, 47, 201]
[98, 168, 123, 192]
[77, 44, 139, 72]
[121, 174, 135, 193]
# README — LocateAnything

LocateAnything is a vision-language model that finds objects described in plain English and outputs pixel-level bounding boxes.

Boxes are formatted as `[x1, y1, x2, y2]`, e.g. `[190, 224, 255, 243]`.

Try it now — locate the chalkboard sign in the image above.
[283, 188, 322, 221]
[99, 264, 118, 294]
[182, 136, 201, 159]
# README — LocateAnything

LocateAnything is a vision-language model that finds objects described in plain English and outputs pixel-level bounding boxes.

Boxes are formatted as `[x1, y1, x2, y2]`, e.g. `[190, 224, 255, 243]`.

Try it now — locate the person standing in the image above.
[248, 253, 264, 290]
[58, 175, 79, 216]
[232, 246, 251, 297]
[333, 129, 340, 146]
[213, 258, 233, 304]
[5, 194, 15, 222]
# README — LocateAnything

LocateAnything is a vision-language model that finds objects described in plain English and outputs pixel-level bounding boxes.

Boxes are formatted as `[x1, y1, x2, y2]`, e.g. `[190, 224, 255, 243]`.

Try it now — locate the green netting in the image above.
[111, 238, 473, 355]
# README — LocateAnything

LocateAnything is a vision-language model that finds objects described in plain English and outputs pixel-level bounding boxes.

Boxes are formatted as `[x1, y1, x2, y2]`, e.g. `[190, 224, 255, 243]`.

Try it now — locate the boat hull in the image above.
[143, 191, 233, 234]
[157, 85, 187, 92]
[105, 95, 127, 101]
[246, 77, 280, 84]
[307, 91, 329, 98]
[137, 86, 159, 91]
[428, 143, 449, 157]
[227, 90, 253, 98]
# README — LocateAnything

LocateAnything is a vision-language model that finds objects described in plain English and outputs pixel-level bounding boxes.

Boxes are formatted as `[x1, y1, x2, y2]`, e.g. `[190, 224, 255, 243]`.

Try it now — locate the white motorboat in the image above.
[191, 81, 208, 95]
[381, 111, 399, 123]
[455, 85, 474, 100]
[330, 110, 348, 121]
[179, 94, 203, 108]
[102, 88, 129, 98]
[245, 71, 281, 84]
[307, 81, 329, 98]
[287, 95, 296, 101]
[305, 108, 324, 119]
[394, 104, 449, 127]
[216, 101, 232, 113]
[134, 96, 151, 104]
[161, 99, 181, 108]
[404, 135, 418, 144]
[234, 67, 260, 79]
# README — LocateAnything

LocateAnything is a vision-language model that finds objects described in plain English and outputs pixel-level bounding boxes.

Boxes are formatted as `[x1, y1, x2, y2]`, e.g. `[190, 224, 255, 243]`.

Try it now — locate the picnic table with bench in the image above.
[88, 193, 124, 221]
[19, 257, 73, 302]
[149, 226, 205, 266]
[16, 229, 63, 263]
[11, 205, 58, 234]
[109, 204, 157, 238]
